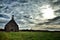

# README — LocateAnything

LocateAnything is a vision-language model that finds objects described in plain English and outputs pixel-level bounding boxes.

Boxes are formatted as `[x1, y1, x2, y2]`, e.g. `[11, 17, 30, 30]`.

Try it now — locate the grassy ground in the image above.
[0, 32, 60, 40]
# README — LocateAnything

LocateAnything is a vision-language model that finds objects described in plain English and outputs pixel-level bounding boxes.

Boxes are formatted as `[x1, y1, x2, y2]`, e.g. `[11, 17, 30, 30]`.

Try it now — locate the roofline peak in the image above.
[12, 15, 14, 20]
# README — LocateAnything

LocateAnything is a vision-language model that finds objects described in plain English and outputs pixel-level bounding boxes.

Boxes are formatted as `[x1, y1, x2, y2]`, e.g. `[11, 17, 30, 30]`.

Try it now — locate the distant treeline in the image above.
[0, 29, 60, 32]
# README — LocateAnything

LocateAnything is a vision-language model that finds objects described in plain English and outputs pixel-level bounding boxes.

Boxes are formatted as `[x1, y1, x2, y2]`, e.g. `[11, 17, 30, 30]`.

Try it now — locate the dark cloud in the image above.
[43, 16, 60, 25]
[48, 16, 60, 24]
[1, 0, 28, 4]
[54, 9, 60, 16]
[18, 0, 28, 3]
[37, 16, 60, 25]
[0, 14, 9, 18]
[50, 16, 60, 21]
[55, 9, 60, 13]
[52, 0, 60, 5]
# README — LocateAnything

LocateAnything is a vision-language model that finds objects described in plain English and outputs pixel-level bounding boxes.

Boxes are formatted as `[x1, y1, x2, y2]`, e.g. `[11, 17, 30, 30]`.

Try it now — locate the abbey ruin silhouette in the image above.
[4, 15, 19, 32]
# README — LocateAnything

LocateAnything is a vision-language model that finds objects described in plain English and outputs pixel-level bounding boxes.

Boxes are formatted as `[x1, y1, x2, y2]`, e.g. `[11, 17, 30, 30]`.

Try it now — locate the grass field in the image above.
[0, 31, 60, 40]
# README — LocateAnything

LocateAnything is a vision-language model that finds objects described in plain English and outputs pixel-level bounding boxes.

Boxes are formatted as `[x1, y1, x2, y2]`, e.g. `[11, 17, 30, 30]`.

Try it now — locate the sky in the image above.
[0, 0, 60, 29]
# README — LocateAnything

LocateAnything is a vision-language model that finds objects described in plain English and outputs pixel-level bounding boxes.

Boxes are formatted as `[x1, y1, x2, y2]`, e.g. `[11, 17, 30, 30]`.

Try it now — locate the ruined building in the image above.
[4, 15, 19, 32]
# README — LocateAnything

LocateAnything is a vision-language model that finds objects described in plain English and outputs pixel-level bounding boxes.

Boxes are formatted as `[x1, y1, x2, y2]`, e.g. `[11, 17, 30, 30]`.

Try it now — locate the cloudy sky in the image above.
[0, 0, 60, 29]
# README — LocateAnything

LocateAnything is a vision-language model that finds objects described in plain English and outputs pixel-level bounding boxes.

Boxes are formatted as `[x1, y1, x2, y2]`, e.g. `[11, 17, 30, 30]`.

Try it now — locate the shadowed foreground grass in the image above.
[0, 32, 60, 40]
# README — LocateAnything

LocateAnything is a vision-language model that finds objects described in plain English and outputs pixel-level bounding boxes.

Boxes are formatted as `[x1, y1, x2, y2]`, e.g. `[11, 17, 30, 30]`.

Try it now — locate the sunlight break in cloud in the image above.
[40, 5, 56, 20]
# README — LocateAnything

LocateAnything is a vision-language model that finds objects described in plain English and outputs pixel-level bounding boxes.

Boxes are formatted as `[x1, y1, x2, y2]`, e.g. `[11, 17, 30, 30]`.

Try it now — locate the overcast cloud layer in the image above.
[0, 0, 60, 29]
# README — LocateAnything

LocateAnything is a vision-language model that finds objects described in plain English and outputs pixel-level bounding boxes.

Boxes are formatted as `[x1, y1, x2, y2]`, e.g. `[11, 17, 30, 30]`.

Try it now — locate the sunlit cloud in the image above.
[40, 5, 56, 19]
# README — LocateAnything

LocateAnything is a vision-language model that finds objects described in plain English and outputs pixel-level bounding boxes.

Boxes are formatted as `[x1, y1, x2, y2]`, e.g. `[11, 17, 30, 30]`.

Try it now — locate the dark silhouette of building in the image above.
[4, 15, 19, 32]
